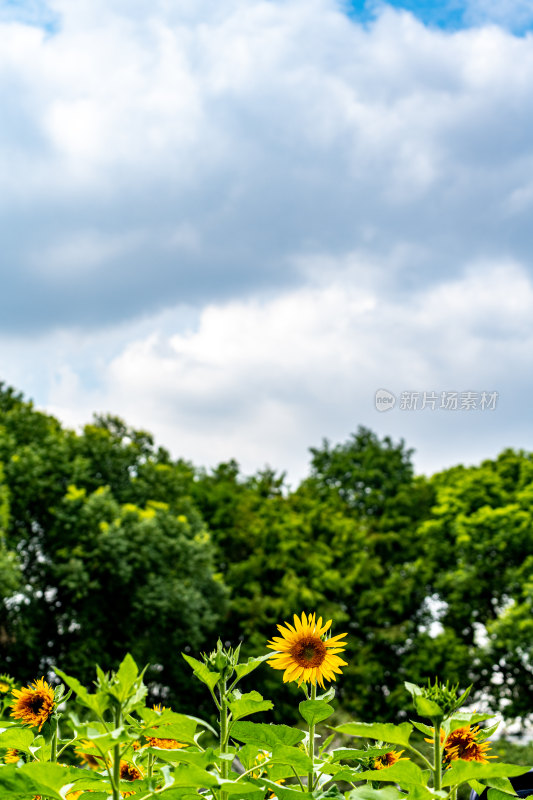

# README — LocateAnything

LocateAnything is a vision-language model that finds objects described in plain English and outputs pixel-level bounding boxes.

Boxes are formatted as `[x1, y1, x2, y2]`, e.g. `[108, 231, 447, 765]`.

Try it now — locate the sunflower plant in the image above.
[0, 612, 529, 800]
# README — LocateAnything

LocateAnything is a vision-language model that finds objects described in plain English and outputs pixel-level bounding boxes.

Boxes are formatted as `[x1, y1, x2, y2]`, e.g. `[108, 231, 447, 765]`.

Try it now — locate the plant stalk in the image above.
[307, 682, 317, 793]
[433, 717, 443, 792]
[112, 705, 122, 800]
[219, 679, 229, 800]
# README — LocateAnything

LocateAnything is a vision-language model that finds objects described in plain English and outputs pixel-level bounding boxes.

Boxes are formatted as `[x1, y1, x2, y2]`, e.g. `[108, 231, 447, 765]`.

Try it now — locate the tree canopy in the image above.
[0, 382, 531, 726]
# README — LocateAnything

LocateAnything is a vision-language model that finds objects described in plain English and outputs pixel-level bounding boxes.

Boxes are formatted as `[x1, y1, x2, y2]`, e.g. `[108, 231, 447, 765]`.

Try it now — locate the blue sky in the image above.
[1, 0, 533, 483]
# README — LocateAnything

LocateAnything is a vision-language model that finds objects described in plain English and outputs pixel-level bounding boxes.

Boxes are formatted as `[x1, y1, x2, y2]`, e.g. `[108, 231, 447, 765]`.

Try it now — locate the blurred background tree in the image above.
[0, 382, 532, 740]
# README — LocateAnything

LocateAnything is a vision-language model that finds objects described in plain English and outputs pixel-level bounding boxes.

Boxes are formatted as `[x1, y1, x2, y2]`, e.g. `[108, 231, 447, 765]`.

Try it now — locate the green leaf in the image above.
[182, 653, 221, 691]
[54, 668, 109, 718]
[0, 726, 35, 751]
[300, 699, 335, 726]
[229, 690, 274, 721]
[231, 721, 306, 748]
[413, 696, 443, 719]
[442, 762, 530, 787]
[262, 779, 311, 800]
[270, 744, 312, 772]
[481, 777, 517, 795]
[411, 720, 435, 737]
[234, 653, 273, 682]
[166, 764, 219, 788]
[355, 761, 427, 786]
[143, 716, 198, 745]
[333, 721, 413, 748]
[348, 785, 406, 800]
[114, 652, 140, 700]
[487, 791, 517, 800]
[330, 746, 391, 762]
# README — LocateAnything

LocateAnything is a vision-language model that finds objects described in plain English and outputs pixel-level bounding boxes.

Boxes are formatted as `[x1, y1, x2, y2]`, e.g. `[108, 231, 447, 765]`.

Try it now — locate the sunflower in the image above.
[75, 740, 104, 770]
[120, 761, 143, 781]
[4, 748, 21, 764]
[10, 678, 55, 731]
[267, 613, 348, 688]
[443, 725, 495, 764]
[0, 674, 15, 695]
[373, 750, 405, 770]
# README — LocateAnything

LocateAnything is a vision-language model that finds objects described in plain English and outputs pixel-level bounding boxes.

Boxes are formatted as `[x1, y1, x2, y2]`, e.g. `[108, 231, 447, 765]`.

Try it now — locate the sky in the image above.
[1, 0, 533, 486]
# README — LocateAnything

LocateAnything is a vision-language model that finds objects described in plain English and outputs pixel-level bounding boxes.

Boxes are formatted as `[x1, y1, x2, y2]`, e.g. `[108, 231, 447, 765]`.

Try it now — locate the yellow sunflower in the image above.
[10, 678, 55, 731]
[0, 674, 15, 695]
[443, 725, 495, 764]
[4, 748, 21, 764]
[267, 612, 348, 688]
[373, 750, 405, 770]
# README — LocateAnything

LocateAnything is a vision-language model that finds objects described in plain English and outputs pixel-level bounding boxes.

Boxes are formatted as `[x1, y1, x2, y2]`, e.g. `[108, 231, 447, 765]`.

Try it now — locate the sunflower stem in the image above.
[219, 679, 230, 800]
[307, 682, 317, 793]
[112, 705, 122, 800]
[433, 717, 443, 792]
[50, 717, 58, 763]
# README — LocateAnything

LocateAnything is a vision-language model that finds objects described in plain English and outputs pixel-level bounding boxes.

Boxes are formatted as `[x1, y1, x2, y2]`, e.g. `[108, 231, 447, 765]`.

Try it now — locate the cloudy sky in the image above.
[2, 0, 533, 485]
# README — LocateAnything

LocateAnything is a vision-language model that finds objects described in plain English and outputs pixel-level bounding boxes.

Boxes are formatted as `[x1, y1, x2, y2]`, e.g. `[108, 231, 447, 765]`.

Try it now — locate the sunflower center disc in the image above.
[29, 695, 45, 714]
[290, 636, 327, 668]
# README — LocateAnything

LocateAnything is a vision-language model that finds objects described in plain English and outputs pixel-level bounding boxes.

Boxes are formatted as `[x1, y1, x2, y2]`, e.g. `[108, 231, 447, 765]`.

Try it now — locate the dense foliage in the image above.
[0, 382, 531, 726]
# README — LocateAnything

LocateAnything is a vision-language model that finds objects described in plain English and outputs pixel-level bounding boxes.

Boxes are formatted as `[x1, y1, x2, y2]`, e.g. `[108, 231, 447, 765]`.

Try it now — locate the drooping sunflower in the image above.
[373, 750, 405, 770]
[267, 612, 348, 688]
[75, 740, 104, 770]
[10, 678, 55, 731]
[443, 725, 495, 764]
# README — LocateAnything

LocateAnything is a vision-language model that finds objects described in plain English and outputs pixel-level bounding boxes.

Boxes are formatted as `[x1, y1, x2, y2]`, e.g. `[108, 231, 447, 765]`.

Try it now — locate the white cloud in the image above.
[33, 259, 533, 483]
[2, 0, 533, 479]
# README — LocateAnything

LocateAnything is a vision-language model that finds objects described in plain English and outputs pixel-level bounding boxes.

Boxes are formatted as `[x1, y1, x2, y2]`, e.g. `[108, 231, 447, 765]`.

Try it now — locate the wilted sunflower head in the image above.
[10, 678, 55, 731]
[373, 750, 405, 770]
[267, 612, 348, 688]
[443, 725, 495, 764]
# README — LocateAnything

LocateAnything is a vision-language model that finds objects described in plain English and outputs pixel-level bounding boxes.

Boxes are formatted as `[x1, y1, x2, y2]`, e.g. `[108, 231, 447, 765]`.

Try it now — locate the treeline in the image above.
[0, 382, 531, 725]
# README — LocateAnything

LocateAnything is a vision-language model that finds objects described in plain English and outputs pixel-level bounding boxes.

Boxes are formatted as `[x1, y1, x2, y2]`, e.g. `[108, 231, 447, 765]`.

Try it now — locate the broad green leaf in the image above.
[481, 777, 516, 794]
[469, 780, 486, 796]
[334, 721, 413, 748]
[411, 720, 435, 737]
[182, 653, 221, 691]
[330, 746, 390, 762]
[442, 762, 530, 787]
[165, 764, 219, 788]
[413, 696, 443, 719]
[408, 787, 449, 800]
[219, 778, 266, 797]
[488, 791, 517, 800]
[0, 726, 34, 751]
[231, 721, 305, 748]
[54, 668, 109, 717]
[115, 652, 139, 696]
[143, 714, 198, 744]
[300, 699, 335, 726]
[234, 653, 273, 682]
[229, 690, 274, 721]
[262, 779, 312, 800]
[348, 785, 406, 800]
[270, 744, 312, 772]
[355, 760, 427, 786]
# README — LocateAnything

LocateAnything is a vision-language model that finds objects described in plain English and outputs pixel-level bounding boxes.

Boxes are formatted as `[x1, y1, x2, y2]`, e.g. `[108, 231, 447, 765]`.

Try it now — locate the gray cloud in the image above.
[3, 3, 533, 334]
